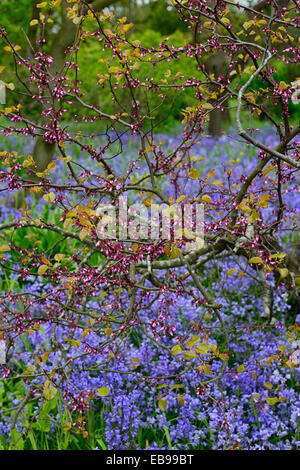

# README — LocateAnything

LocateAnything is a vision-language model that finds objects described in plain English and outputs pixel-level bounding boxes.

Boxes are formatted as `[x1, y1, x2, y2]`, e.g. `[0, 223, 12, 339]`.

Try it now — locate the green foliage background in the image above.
[0, 0, 299, 129]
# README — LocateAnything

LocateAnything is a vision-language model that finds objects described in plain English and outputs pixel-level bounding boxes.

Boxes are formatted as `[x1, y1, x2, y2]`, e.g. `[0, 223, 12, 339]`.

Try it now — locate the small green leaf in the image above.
[0, 244, 10, 252]
[278, 268, 289, 279]
[163, 425, 172, 450]
[182, 350, 196, 360]
[203, 364, 211, 375]
[33, 418, 50, 433]
[186, 335, 201, 348]
[158, 398, 167, 412]
[248, 257, 263, 264]
[266, 397, 279, 406]
[171, 344, 182, 356]
[43, 387, 57, 400]
[263, 382, 273, 390]
[195, 343, 210, 354]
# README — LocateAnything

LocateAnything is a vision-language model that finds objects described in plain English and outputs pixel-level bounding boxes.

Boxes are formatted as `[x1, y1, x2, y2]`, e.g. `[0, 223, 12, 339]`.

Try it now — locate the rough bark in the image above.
[25, 1, 40, 59]
[205, 53, 230, 137]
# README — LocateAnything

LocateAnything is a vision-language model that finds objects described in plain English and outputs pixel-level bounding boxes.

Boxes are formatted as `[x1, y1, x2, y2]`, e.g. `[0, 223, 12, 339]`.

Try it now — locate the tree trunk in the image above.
[205, 52, 231, 137]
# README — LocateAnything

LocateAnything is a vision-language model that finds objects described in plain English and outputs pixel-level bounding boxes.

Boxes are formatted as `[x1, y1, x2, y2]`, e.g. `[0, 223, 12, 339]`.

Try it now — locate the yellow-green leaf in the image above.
[97, 387, 110, 397]
[278, 81, 288, 90]
[6, 82, 15, 90]
[202, 102, 214, 110]
[182, 350, 196, 360]
[43, 387, 57, 400]
[42, 351, 50, 362]
[108, 66, 121, 74]
[186, 335, 200, 348]
[243, 20, 254, 30]
[247, 209, 260, 223]
[248, 257, 263, 264]
[24, 365, 36, 375]
[158, 398, 167, 411]
[47, 161, 56, 171]
[212, 179, 223, 187]
[38, 264, 49, 276]
[219, 353, 229, 361]
[206, 169, 215, 179]
[188, 168, 200, 180]
[0, 244, 10, 252]
[195, 343, 210, 354]
[278, 268, 289, 279]
[201, 195, 212, 203]
[176, 195, 187, 203]
[43, 192, 55, 203]
[263, 165, 276, 176]
[265, 397, 279, 406]
[263, 382, 273, 390]
[54, 253, 65, 262]
[222, 17, 230, 24]
[227, 268, 236, 276]
[177, 396, 184, 407]
[79, 228, 89, 241]
[171, 344, 182, 356]
[270, 253, 286, 259]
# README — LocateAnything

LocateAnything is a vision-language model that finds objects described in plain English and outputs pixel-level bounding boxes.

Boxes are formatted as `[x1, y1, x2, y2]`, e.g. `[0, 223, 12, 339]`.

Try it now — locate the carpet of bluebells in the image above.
[0, 125, 299, 450]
